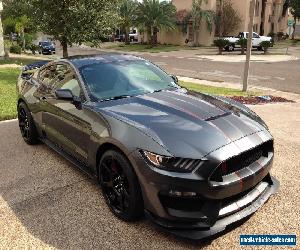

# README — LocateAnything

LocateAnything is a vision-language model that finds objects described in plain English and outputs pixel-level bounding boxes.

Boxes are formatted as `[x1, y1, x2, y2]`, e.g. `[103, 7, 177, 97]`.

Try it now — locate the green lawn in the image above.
[107, 44, 196, 53]
[0, 68, 20, 121]
[180, 81, 258, 96]
[0, 57, 42, 66]
[273, 39, 300, 49]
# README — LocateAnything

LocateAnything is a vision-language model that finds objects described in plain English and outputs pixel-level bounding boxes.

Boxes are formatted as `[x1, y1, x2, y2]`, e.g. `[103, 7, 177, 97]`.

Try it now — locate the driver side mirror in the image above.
[55, 89, 82, 109]
[55, 89, 74, 100]
[170, 74, 178, 84]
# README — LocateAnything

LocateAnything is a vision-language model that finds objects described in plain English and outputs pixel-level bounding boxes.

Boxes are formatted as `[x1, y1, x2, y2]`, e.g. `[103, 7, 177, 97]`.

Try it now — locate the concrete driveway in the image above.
[0, 102, 299, 249]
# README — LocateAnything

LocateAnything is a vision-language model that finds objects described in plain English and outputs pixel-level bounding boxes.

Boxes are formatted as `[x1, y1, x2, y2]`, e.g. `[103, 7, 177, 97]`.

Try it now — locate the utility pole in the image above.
[242, 0, 255, 92]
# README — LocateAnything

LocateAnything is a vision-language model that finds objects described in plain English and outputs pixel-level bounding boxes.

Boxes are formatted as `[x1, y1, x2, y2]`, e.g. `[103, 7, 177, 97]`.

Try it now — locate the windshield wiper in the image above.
[99, 95, 133, 102]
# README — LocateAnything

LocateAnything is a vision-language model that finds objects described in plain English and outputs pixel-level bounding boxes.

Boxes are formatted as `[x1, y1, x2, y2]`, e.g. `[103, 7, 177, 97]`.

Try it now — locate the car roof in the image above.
[65, 53, 144, 68]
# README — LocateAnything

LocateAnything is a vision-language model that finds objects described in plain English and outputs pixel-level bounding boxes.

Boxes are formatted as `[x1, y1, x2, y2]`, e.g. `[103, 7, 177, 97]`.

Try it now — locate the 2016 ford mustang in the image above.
[16, 54, 279, 240]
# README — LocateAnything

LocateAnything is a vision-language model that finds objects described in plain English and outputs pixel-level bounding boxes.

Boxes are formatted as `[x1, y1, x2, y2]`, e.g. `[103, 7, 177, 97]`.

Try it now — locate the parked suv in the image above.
[38, 41, 56, 55]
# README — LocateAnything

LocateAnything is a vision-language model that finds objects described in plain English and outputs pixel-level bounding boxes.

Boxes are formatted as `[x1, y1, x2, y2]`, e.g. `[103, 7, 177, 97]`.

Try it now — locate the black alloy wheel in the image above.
[99, 150, 143, 221]
[18, 102, 38, 145]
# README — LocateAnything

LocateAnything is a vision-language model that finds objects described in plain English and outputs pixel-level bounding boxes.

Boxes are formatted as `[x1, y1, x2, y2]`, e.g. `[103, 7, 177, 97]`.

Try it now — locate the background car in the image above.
[222, 32, 273, 51]
[38, 41, 56, 54]
[16, 54, 279, 240]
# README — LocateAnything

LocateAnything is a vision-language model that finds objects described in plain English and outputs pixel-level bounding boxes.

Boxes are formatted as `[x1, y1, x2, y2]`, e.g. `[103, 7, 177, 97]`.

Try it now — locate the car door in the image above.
[252, 32, 261, 46]
[38, 63, 92, 165]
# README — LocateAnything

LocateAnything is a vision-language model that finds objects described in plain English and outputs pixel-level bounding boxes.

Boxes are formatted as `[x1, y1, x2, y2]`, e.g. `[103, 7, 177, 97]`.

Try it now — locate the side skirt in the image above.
[42, 138, 96, 180]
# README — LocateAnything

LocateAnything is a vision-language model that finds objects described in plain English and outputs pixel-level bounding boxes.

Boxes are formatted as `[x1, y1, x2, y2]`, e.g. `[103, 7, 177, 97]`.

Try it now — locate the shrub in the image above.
[24, 33, 37, 46]
[9, 44, 22, 54]
[213, 38, 230, 55]
[260, 41, 272, 54]
[27, 43, 39, 54]
[267, 32, 275, 38]
[237, 38, 247, 55]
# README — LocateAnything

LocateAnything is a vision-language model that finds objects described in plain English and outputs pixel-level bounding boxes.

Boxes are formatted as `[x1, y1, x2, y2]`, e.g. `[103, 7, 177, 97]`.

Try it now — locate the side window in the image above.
[32, 69, 39, 80]
[38, 64, 84, 99]
[253, 32, 260, 38]
[38, 65, 58, 96]
[39, 65, 57, 86]
[52, 64, 83, 98]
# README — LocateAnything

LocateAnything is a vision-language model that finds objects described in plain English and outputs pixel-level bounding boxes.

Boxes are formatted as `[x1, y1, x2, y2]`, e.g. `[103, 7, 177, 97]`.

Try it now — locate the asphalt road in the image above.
[55, 45, 300, 94]
[144, 54, 300, 94]
[0, 102, 299, 249]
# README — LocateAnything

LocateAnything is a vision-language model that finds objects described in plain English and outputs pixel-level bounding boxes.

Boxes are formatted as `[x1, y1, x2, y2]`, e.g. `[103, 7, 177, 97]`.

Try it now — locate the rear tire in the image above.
[17, 102, 39, 145]
[99, 149, 144, 221]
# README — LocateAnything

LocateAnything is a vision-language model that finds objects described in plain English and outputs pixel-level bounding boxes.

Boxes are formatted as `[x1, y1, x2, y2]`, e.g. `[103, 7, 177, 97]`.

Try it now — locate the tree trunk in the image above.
[61, 39, 68, 58]
[21, 29, 25, 51]
[292, 16, 296, 40]
[241, 46, 245, 55]
[218, 47, 223, 55]
[194, 29, 200, 47]
[152, 27, 158, 47]
[147, 27, 152, 45]
[219, 0, 224, 37]
[124, 27, 130, 45]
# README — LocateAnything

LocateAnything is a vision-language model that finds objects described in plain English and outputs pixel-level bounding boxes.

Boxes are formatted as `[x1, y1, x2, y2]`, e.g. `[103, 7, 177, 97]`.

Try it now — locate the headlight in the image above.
[141, 150, 203, 172]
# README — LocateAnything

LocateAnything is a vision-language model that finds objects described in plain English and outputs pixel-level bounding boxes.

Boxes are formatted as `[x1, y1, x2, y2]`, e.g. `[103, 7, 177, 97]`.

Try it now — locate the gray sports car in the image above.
[16, 54, 279, 240]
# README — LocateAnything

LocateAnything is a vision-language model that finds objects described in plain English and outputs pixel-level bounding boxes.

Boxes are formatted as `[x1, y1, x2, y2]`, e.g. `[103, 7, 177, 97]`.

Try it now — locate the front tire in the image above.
[99, 150, 144, 221]
[225, 44, 235, 52]
[18, 102, 39, 145]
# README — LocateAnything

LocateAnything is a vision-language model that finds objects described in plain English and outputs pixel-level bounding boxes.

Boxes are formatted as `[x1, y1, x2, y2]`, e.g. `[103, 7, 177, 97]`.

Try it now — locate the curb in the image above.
[178, 76, 300, 102]
[0, 119, 18, 123]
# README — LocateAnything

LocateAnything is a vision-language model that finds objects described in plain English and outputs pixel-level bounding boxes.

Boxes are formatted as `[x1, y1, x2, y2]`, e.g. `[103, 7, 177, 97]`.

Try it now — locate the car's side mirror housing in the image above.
[170, 74, 178, 84]
[55, 89, 82, 109]
[21, 72, 32, 80]
[55, 89, 74, 100]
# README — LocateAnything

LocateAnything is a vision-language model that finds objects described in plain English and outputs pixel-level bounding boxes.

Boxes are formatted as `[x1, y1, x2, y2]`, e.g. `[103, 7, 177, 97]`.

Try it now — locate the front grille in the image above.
[211, 140, 273, 181]
[159, 194, 204, 211]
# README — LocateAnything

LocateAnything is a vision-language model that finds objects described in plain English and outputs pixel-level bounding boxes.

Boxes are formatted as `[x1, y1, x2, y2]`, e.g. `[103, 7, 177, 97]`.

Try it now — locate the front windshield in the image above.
[79, 60, 178, 101]
[41, 42, 52, 46]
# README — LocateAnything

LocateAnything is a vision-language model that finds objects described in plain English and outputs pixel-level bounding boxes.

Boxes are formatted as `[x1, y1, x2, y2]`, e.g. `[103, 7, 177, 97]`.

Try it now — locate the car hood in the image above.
[94, 89, 267, 158]
[260, 36, 272, 41]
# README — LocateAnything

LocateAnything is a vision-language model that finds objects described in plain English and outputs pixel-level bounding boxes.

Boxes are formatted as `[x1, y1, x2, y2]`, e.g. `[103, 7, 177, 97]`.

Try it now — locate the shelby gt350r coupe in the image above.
[16, 54, 279, 240]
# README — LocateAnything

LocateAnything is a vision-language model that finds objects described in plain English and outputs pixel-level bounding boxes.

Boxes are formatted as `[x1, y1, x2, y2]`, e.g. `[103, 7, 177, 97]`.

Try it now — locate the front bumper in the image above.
[41, 48, 55, 54]
[145, 175, 279, 240]
[128, 130, 279, 240]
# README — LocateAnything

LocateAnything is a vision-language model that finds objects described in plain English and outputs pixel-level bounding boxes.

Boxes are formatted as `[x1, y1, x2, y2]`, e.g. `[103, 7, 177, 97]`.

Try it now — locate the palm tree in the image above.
[135, 0, 176, 47]
[188, 0, 215, 47]
[15, 15, 29, 51]
[119, 0, 138, 45]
